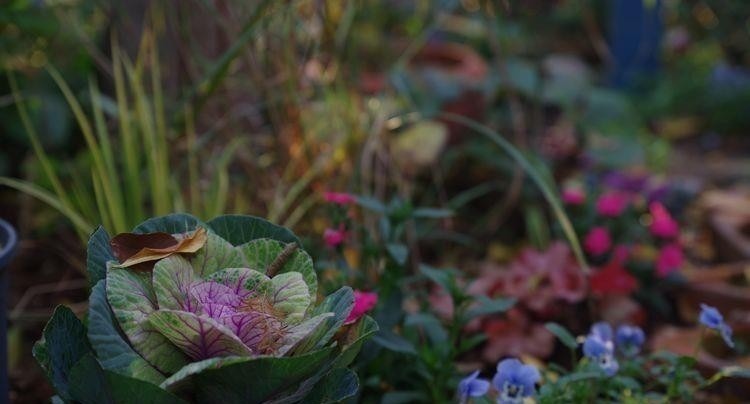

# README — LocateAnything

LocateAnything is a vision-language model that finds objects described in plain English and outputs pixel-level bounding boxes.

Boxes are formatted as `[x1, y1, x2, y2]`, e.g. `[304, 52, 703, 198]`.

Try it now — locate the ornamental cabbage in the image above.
[33, 214, 377, 404]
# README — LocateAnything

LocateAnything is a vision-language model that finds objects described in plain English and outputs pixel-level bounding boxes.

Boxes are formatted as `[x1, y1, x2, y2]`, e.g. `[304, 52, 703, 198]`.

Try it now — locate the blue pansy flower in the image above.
[583, 323, 619, 376]
[492, 358, 540, 404]
[699, 304, 734, 348]
[458, 370, 490, 403]
[590, 322, 613, 341]
[616, 325, 645, 356]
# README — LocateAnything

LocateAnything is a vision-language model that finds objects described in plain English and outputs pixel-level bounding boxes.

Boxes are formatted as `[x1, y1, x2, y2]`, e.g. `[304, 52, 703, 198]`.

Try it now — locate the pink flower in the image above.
[596, 192, 629, 217]
[584, 227, 612, 256]
[323, 226, 347, 248]
[323, 191, 356, 206]
[649, 202, 679, 239]
[656, 243, 683, 277]
[612, 244, 630, 263]
[345, 290, 378, 324]
[562, 187, 586, 205]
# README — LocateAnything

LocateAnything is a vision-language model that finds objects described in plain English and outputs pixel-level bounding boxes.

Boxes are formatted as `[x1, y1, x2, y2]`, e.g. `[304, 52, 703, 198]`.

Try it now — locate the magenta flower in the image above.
[584, 227, 612, 256]
[562, 187, 586, 206]
[323, 226, 347, 248]
[649, 202, 679, 239]
[656, 243, 683, 277]
[596, 192, 628, 217]
[323, 191, 356, 206]
[345, 290, 378, 324]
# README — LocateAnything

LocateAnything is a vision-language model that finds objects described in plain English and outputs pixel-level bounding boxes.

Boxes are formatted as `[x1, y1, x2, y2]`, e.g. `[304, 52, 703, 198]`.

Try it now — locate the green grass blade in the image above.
[6, 71, 72, 210]
[0, 177, 93, 237]
[47, 65, 125, 231]
[89, 78, 127, 233]
[439, 112, 588, 273]
[112, 42, 143, 222]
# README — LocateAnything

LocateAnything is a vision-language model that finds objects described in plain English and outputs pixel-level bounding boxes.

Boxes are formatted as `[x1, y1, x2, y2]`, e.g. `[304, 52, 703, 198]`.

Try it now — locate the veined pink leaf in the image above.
[148, 310, 253, 360]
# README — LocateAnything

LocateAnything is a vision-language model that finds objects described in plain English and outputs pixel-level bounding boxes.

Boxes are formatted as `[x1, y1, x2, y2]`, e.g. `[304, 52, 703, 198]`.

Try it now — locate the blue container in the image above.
[608, 0, 663, 87]
[0, 219, 18, 404]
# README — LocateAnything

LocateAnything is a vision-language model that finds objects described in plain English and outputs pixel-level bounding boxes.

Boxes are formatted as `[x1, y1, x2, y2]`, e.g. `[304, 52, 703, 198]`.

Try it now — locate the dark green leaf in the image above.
[302, 368, 359, 403]
[465, 296, 516, 321]
[372, 331, 417, 355]
[557, 370, 606, 385]
[405, 313, 448, 345]
[381, 391, 429, 404]
[87, 226, 115, 287]
[33, 306, 92, 401]
[207, 214, 300, 245]
[354, 196, 386, 213]
[68, 354, 114, 404]
[386, 243, 408, 266]
[412, 208, 453, 219]
[545, 322, 578, 350]
[107, 370, 187, 404]
[68, 353, 186, 404]
[419, 264, 454, 293]
[163, 348, 336, 404]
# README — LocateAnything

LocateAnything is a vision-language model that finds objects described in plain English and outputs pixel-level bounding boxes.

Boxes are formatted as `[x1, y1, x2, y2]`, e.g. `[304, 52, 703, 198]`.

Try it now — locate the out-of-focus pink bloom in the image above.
[323, 226, 347, 248]
[612, 244, 630, 263]
[656, 243, 683, 278]
[649, 202, 679, 239]
[345, 290, 378, 324]
[562, 187, 586, 205]
[323, 191, 356, 206]
[596, 192, 629, 217]
[590, 260, 637, 296]
[584, 227, 612, 256]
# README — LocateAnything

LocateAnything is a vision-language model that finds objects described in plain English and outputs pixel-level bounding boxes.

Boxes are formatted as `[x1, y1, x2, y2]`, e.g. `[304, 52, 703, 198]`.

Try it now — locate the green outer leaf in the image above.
[69, 353, 114, 404]
[545, 322, 578, 350]
[159, 356, 248, 391]
[301, 368, 359, 403]
[133, 213, 205, 234]
[68, 353, 187, 404]
[238, 239, 317, 297]
[162, 348, 335, 404]
[88, 280, 164, 384]
[292, 287, 354, 354]
[147, 310, 253, 360]
[33, 306, 92, 401]
[87, 226, 115, 287]
[107, 267, 189, 373]
[190, 230, 244, 277]
[208, 214, 300, 245]
[106, 370, 187, 404]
